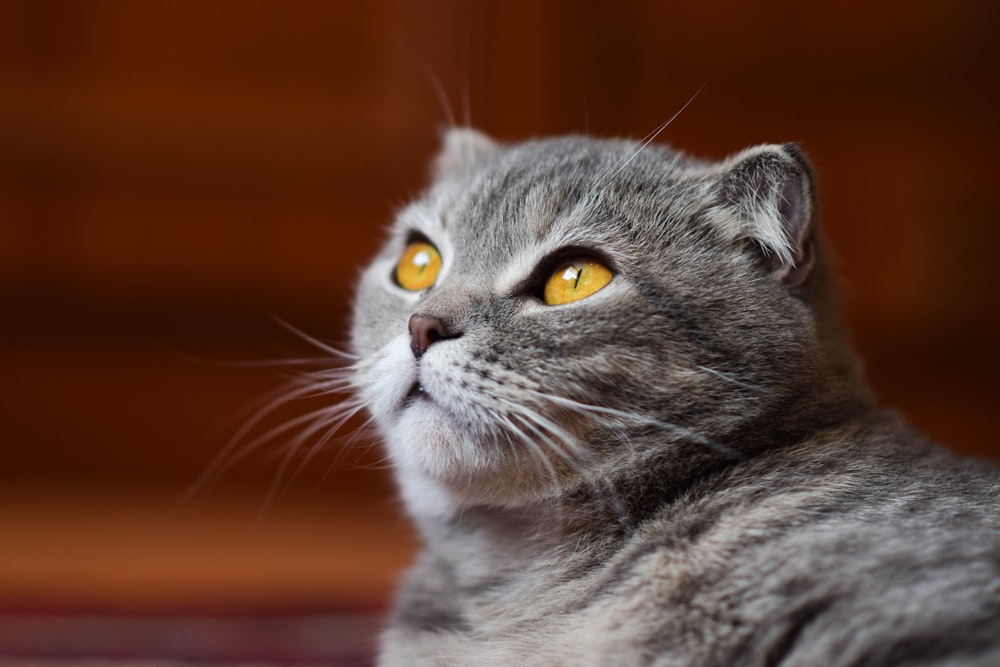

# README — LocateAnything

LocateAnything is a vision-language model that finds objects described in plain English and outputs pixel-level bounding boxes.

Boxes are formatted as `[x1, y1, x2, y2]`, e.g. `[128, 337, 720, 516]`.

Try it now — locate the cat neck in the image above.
[405, 384, 879, 567]
[403, 441, 743, 574]
[405, 406, 896, 605]
[413, 493, 630, 584]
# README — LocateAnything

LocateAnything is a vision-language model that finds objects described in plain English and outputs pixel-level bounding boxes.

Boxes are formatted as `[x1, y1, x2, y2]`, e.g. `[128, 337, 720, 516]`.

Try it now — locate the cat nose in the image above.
[408, 314, 459, 358]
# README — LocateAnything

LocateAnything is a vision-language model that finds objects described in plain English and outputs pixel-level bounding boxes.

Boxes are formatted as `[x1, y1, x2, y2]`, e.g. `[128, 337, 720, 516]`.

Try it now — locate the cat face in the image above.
[351, 130, 821, 513]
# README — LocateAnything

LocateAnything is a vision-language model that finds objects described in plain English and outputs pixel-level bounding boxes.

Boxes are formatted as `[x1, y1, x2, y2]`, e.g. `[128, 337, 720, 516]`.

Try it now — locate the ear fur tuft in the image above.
[434, 128, 499, 177]
[710, 143, 816, 287]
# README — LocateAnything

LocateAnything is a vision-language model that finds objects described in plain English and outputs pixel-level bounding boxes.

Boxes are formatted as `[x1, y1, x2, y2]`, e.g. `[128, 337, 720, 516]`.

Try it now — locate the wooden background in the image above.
[1, 0, 998, 612]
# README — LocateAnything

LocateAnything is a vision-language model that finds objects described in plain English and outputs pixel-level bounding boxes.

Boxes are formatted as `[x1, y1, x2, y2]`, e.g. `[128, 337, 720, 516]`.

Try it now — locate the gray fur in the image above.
[349, 129, 1000, 666]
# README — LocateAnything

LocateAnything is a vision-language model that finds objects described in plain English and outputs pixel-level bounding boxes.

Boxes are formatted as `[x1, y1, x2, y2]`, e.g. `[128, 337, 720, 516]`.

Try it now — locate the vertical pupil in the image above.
[563, 265, 582, 288]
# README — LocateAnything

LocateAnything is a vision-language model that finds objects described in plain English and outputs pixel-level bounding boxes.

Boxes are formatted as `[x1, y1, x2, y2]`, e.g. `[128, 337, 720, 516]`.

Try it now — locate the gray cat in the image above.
[348, 129, 1000, 666]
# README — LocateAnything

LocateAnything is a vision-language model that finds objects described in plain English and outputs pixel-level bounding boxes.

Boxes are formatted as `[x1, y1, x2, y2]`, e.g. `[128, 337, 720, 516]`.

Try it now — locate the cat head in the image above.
[351, 129, 858, 517]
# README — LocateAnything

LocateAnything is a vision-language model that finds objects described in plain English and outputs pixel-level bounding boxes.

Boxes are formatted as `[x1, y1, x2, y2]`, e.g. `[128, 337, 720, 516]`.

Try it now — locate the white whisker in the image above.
[267, 315, 359, 362]
[524, 390, 745, 460]
[500, 414, 557, 481]
[185, 378, 334, 502]
[496, 395, 640, 533]
[461, 29, 472, 128]
[186, 323, 369, 508]
[422, 65, 457, 128]
[286, 401, 370, 480]
[598, 80, 708, 186]
[696, 365, 764, 393]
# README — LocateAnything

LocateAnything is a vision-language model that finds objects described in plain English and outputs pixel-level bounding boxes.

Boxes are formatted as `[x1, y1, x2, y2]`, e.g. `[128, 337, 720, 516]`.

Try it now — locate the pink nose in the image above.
[408, 314, 457, 358]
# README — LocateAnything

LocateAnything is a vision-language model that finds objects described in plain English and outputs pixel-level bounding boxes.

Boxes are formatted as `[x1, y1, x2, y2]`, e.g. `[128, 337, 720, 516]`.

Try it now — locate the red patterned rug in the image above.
[0, 608, 382, 666]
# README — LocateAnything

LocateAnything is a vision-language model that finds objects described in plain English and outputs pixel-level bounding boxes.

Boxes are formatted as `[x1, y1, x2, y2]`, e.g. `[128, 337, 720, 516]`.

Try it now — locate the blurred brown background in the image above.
[1, 0, 998, 616]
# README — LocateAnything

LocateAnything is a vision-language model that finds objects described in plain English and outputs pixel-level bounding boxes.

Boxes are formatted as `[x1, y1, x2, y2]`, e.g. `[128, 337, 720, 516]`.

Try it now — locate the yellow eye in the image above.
[395, 241, 442, 291]
[543, 259, 613, 305]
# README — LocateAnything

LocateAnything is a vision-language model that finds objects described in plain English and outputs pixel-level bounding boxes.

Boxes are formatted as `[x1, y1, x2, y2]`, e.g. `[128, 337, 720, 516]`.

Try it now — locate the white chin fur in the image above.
[364, 334, 553, 512]
[363, 335, 487, 502]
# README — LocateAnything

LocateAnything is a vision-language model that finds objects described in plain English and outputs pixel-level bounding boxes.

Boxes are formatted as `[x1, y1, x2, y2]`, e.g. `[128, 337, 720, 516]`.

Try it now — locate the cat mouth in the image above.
[403, 381, 430, 407]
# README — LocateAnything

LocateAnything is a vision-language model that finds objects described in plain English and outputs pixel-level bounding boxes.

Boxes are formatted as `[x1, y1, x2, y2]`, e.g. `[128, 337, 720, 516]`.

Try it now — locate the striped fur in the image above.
[350, 130, 1000, 666]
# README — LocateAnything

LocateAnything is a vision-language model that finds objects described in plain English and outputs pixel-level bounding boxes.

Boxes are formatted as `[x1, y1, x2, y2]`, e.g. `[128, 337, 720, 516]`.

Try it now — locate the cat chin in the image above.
[385, 413, 569, 510]
[393, 464, 545, 518]
[363, 335, 472, 425]
[363, 333, 578, 508]
[365, 337, 501, 481]
[387, 409, 506, 484]
[392, 461, 561, 515]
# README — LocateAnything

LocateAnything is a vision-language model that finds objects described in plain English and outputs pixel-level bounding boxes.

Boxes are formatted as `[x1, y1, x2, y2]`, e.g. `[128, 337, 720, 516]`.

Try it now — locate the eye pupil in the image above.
[562, 265, 582, 287]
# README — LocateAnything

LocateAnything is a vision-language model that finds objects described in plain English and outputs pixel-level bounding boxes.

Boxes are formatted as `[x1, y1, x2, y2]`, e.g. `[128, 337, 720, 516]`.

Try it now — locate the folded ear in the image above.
[710, 143, 816, 288]
[434, 127, 499, 178]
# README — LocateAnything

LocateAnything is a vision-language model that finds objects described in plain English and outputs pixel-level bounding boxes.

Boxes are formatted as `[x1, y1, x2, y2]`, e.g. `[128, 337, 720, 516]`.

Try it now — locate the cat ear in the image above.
[434, 127, 499, 177]
[711, 143, 816, 288]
